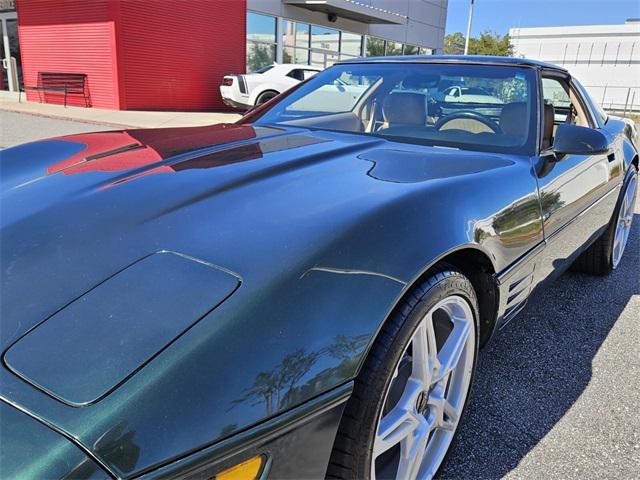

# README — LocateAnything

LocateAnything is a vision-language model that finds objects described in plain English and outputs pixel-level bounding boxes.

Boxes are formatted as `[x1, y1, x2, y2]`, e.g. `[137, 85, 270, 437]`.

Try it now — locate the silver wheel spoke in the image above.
[614, 224, 623, 249]
[440, 400, 460, 432]
[397, 415, 433, 480]
[434, 317, 471, 383]
[425, 313, 441, 381]
[374, 379, 422, 456]
[411, 320, 434, 385]
[625, 182, 636, 214]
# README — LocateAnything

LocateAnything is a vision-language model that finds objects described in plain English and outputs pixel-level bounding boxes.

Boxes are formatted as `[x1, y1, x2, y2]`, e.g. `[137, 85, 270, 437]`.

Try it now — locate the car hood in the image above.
[0, 123, 514, 348]
[1, 123, 358, 349]
[0, 123, 517, 476]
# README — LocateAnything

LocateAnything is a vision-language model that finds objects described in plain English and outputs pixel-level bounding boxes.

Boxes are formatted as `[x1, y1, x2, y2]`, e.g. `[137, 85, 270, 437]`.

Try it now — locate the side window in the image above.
[573, 79, 606, 127]
[286, 69, 305, 81]
[542, 77, 591, 128]
[302, 70, 318, 80]
[542, 77, 570, 113]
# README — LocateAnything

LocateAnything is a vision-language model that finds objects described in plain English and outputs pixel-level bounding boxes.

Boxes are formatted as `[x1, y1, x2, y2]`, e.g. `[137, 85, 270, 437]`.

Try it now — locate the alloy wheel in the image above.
[612, 173, 637, 269]
[371, 295, 476, 480]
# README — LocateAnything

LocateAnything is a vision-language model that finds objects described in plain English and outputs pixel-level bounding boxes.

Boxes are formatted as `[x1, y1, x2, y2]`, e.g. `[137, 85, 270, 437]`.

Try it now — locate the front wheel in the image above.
[326, 268, 479, 480]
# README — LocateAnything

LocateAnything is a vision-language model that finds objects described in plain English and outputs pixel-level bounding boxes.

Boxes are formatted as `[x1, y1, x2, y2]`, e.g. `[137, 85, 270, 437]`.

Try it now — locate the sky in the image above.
[445, 0, 640, 35]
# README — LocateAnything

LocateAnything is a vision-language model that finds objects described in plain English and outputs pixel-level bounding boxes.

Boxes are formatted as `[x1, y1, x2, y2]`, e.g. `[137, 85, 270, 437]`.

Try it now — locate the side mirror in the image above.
[553, 124, 609, 157]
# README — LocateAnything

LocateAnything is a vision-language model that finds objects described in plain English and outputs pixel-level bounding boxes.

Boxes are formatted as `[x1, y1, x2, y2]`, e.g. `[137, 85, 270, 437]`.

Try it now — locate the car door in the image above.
[534, 72, 622, 282]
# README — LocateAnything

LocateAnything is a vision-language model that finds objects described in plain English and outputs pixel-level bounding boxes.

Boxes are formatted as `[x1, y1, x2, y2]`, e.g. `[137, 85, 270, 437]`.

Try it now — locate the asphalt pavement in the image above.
[1, 110, 639, 479]
[440, 201, 640, 478]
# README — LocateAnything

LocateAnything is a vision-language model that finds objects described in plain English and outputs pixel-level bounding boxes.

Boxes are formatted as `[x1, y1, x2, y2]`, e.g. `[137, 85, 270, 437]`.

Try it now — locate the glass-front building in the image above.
[247, 10, 436, 72]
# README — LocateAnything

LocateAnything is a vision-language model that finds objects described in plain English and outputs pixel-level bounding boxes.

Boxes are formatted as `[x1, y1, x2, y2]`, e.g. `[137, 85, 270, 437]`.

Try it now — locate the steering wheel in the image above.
[435, 111, 503, 134]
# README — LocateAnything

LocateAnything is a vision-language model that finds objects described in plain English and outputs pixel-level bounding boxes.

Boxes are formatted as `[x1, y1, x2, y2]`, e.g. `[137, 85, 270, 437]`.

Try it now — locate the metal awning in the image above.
[283, 0, 407, 25]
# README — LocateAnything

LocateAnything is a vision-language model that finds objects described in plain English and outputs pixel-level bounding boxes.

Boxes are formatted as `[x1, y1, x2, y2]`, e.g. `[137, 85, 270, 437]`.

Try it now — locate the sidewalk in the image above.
[0, 91, 242, 129]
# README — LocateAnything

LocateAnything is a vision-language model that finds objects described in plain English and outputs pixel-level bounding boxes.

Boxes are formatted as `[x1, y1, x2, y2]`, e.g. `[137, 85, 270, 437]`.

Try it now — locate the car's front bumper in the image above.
[138, 382, 353, 479]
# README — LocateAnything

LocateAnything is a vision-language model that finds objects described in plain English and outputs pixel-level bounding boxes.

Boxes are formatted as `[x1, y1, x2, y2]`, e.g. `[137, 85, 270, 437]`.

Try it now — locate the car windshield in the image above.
[247, 62, 538, 155]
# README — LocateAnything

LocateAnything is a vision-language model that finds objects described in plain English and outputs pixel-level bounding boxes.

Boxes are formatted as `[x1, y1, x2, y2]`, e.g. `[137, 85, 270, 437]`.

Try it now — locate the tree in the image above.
[469, 30, 514, 56]
[247, 43, 274, 72]
[443, 30, 513, 57]
[366, 37, 386, 57]
[444, 32, 465, 55]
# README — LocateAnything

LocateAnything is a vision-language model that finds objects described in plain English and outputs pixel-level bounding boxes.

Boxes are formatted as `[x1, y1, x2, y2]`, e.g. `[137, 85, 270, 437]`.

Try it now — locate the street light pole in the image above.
[464, 0, 475, 55]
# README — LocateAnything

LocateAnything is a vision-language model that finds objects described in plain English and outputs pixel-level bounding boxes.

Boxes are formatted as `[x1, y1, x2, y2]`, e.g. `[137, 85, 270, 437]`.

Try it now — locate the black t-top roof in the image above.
[339, 54, 567, 72]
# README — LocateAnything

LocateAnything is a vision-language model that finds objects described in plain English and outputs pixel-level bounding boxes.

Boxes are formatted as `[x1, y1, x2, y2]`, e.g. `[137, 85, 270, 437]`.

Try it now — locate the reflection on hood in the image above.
[43, 124, 329, 184]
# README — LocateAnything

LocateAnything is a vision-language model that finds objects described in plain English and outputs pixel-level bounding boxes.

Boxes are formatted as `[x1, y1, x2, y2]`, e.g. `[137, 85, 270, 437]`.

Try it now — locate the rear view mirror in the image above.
[402, 73, 441, 90]
[553, 124, 609, 156]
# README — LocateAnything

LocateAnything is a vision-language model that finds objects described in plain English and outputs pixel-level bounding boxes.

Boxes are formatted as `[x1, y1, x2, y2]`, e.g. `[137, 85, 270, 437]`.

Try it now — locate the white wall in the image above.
[510, 20, 640, 112]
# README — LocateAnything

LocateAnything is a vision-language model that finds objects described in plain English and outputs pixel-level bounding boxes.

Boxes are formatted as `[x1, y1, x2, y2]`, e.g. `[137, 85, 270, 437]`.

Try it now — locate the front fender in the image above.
[0, 253, 405, 478]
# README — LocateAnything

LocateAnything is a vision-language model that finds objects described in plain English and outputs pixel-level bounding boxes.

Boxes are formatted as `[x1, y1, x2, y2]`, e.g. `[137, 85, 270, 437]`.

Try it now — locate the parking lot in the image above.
[1, 109, 638, 479]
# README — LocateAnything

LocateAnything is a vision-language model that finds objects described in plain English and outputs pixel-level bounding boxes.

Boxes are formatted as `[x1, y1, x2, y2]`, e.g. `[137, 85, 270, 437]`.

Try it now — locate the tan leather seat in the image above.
[499, 102, 528, 138]
[382, 92, 426, 128]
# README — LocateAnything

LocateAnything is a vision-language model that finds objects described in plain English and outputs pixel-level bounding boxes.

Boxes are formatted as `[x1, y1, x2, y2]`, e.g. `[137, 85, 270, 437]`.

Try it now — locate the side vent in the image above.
[501, 267, 535, 328]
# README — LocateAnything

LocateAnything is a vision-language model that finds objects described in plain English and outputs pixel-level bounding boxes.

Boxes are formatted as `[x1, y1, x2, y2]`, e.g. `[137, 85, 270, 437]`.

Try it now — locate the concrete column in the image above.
[276, 17, 284, 63]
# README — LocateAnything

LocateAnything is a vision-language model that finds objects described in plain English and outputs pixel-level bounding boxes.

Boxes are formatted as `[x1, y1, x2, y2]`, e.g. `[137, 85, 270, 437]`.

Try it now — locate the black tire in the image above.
[326, 267, 480, 479]
[255, 90, 278, 105]
[572, 164, 638, 275]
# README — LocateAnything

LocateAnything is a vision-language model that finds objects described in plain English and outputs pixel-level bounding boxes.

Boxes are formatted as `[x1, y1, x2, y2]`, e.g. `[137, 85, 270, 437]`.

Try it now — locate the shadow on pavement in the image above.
[439, 213, 639, 479]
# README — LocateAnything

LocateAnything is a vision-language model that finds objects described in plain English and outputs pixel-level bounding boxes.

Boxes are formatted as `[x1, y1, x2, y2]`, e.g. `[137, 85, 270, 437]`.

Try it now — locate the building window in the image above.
[310, 25, 340, 68]
[282, 20, 310, 65]
[366, 37, 386, 57]
[246, 12, 277, 72]
[364, 39, 430, 57]
[282, 20, 362, 67]
[341, 32, 362, 58]
[403, 44, 419, 56]
[386, 41, 403, 56]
